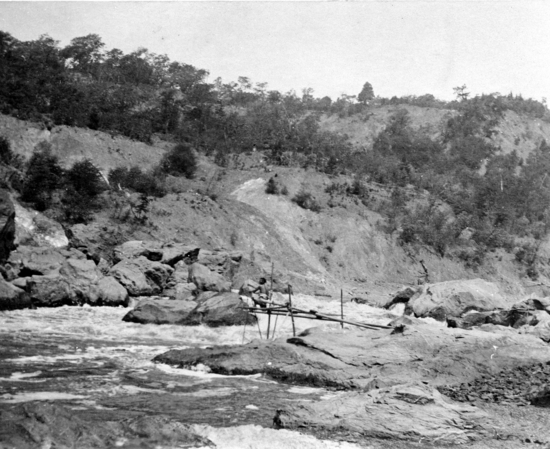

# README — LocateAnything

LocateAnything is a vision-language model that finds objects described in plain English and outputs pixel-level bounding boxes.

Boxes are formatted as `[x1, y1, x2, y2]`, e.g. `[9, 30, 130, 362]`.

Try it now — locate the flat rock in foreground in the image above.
[274, 383, 490, 444]
[0, 402, 214, 449]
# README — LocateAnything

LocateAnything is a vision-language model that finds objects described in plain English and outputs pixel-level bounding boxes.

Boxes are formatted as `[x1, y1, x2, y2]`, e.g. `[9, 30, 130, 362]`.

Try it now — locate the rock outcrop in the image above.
[122, 298, 197, 324]
[154, 321, 550, 389]
[0, 279, 30, 310]
[181, 292, 256, 327]
[403, 279, 507, 321]
[109, 256, 173, 297]
[0, 402, 214, 449]
[275, 383, 489, 444]
[6, 245, 128, 307]
[14, 202, 69, 248]
[187, 262, 231, 293]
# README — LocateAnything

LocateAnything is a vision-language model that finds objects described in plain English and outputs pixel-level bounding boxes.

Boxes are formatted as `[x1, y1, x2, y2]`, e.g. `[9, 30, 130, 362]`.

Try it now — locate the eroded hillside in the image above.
[320, 105, 550, 158]
[2, 111, 550, 303]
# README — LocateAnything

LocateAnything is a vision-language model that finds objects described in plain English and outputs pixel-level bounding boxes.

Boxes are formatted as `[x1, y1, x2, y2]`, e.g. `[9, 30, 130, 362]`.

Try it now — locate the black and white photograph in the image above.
[1, 1, 550, 447]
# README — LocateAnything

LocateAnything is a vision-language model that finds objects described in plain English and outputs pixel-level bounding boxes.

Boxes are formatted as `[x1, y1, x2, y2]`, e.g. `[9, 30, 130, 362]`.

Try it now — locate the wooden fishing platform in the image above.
[240, 292, 391, 341]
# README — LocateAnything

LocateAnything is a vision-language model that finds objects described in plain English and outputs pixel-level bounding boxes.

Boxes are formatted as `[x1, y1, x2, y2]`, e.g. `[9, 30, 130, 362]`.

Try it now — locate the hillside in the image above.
[2, 110, 550, 304]
[320, 105, 550, 159]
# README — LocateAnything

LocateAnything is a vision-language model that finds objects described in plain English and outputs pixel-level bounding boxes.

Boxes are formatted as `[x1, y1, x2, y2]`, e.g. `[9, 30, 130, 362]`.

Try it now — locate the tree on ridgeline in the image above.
[357, 82, 374, 104]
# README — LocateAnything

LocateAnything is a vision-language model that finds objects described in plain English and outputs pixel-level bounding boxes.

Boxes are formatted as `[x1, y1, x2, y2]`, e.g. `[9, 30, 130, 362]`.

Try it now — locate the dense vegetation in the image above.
[2, 30, 550, 275]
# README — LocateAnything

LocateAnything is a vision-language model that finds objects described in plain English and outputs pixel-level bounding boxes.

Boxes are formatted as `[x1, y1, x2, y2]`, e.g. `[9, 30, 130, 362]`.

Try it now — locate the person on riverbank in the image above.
[251, 277, 270, 308]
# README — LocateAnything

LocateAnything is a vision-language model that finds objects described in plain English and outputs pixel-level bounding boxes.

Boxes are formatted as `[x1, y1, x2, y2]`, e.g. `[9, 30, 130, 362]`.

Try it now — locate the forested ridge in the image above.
[2, 30, 550, 277]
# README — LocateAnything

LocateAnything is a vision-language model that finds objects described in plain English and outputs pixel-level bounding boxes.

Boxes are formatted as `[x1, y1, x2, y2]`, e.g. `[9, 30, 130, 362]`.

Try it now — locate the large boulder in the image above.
[517, 310, 550, 342]
[122, 298, 197, 324]
[8, 245, 129, 307]
[484, 298, 550, 332]
[7, 245, 86, 277]
[13, 203, 68, 248]
[187, 262, 230, 293]
[112, 241, 242, 277]
[406, 279, 507, 321]
[383, 286, 419, 309]
[60, 257, 101, 299]
[113, 240, 163, 264]
[173, 282, 195, 300]
[447, 311, 494, 329]
[274, 383, 489, 444]
[181, 292, 256, 327]
[109, 257, 173, 296]
[27, 274, 76, 307]
[0, 279, 31, 310]
[94, 276, 129, 307]
[67, 222, 128, 263]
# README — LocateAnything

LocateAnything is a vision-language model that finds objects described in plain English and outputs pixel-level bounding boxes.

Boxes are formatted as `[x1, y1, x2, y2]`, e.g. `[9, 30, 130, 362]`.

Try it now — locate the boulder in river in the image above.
[383, 285, 419, 309]
[181, 292, 256, 327]
[109, 256, 173, 296]
[406, 278, 507, 321]
[94, 275, 129, 307]
[187, 262, 231, 293]
[0, 278, 30, 310]
[27, 274, 75, 307]
[122, 297, 197, 324]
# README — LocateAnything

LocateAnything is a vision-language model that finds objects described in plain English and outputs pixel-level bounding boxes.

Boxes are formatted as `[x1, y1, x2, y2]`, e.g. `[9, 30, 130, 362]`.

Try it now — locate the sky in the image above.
[1, 1, 549, 102]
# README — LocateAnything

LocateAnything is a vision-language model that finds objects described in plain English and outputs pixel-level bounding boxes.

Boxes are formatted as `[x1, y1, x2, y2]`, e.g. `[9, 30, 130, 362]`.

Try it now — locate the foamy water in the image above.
[0, 295, 401, 448]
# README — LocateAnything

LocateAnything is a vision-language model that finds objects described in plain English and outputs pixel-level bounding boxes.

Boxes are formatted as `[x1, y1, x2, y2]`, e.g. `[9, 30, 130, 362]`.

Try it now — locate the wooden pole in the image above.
[272, 306, 280, 340]
[254, 309, 263, 339]
[288, 284, 296, 337]
[266, 262, 274, 339]
[242, 305, 248, 344]
[241, 307, 390, 330]
[340, 289, 344, 330]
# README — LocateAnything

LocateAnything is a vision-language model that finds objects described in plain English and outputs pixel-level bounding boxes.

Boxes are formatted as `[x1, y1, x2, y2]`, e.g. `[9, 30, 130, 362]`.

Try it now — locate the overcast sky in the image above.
[1, 1, 549, 102]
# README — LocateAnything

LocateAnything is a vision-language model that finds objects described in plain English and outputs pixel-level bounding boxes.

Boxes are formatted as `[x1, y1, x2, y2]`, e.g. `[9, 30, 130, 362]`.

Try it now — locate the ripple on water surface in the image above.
[0, 297, 396, 447]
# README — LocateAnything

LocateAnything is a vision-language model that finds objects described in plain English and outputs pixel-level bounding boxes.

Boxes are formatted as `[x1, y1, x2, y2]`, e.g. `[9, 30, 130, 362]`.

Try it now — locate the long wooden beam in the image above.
[242, 306, 391, 330]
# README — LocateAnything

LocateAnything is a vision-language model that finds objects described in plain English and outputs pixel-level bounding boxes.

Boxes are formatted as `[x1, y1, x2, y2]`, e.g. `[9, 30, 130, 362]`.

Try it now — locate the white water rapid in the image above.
[0, 295, 401, 448]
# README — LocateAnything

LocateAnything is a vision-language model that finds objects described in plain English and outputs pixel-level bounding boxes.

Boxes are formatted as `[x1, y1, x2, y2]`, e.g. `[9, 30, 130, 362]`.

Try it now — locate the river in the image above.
[0, 295, 397, 448]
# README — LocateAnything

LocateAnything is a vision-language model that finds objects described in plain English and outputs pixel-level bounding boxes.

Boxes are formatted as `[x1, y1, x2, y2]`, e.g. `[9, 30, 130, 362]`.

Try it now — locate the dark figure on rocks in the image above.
[252, 277, 270, 308]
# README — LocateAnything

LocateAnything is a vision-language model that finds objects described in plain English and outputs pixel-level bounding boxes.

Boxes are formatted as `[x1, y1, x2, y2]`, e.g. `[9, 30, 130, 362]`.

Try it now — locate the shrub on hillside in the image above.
[292, 189, 321, 212]
[159, 143, 197, 178]
[65, 159, 106, 198]
[108, 166, 166, 197]
[21, 145, 64, 211]
[265, 177, 279, 194]
[62, 189, 97, 224]
[62, 159, 107, 224]
[265, 176, 288, 195]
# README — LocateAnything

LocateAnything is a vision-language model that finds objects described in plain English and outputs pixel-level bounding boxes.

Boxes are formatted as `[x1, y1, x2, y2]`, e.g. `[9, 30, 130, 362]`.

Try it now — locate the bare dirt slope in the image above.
[0, 112, 547, 302]
[319, 105, 550, 158]
[0, 114, 169, 172]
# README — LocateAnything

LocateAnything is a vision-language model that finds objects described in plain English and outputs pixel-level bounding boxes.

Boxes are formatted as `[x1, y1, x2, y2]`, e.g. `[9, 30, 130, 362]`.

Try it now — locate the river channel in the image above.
[0, 296, 395, 448]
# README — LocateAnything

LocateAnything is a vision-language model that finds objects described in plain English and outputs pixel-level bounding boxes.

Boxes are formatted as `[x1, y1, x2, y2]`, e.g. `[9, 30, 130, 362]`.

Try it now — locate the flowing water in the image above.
[0, 295, 398, 448]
